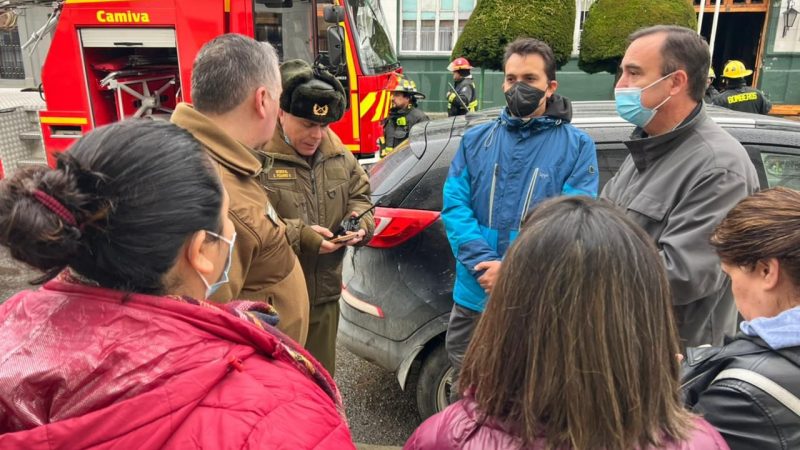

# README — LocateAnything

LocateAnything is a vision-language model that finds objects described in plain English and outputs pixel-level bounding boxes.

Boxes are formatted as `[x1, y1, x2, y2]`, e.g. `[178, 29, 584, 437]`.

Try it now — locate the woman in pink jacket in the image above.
[405, 196, 728, 450]
[0, 120, 354, 449]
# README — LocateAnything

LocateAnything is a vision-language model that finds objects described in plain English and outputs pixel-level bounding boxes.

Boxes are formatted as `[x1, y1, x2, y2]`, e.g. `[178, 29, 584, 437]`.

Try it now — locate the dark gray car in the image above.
[339, 101, 800, 420]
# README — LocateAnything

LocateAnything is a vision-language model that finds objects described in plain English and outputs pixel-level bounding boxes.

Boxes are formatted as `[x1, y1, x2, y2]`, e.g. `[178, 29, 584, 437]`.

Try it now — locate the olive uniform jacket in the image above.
[263, 127, 375, 306]
[171, 104, 309, 345]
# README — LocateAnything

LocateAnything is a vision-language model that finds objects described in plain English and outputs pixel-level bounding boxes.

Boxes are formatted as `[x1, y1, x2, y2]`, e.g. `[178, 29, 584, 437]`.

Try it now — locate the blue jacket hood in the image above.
[740, 306, 800, 350]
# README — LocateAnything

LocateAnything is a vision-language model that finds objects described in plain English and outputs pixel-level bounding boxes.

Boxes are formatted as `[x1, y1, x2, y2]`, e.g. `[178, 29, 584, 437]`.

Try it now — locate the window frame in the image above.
[747, 144, 800, 190]
[572, 0, 597, 57]
[398, 0, 476, 56]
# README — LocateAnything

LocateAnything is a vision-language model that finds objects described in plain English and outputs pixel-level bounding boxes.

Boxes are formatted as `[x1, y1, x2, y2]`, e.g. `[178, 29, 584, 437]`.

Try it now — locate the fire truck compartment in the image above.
[79, 28, 176, 48]
[78, 28, 180, 123]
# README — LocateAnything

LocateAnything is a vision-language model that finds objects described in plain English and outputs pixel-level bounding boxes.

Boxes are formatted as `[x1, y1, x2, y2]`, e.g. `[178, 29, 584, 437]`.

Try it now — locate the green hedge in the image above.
[579, 0, 697, 74]
[452, 0, 574, 72]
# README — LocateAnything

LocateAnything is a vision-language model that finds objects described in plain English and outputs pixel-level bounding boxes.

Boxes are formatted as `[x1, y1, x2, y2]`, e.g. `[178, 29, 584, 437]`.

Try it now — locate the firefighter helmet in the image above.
[390, 76, 426, 99]
[708, 68, 716, 79]
[722, 60, 753, 79]
[447, 57, 473, 72]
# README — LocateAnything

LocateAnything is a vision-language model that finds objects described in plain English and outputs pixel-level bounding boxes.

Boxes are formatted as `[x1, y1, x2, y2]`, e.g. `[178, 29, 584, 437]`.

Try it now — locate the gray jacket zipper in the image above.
[520, 168, 539, 228]
[488, 163, 499, 227]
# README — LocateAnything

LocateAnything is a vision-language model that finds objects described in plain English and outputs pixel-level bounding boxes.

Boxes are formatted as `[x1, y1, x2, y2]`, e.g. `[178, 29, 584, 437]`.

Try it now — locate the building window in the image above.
[0, 29, 24, 80]
[400, 0, 476, 54]
[578, 0, 594, 31]
[572, 0, 597, 56]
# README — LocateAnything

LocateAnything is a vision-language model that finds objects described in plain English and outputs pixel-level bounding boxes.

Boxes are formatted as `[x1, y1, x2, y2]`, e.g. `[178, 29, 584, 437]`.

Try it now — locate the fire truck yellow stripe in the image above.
[359, 92, 376, 119]
[371, 90, 386, 122]
[40, 117, 88, 125]
[345, 144, 359, 152]
[351, 93, 359, 139]
[342, 22, 357, 92]
[224, 0, 230, 12]
[341, 13, 359, 148]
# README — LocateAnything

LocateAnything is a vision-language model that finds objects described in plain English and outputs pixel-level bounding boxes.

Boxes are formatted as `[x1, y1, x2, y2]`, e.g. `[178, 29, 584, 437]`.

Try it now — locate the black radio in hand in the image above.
[333, 205, 376, 237]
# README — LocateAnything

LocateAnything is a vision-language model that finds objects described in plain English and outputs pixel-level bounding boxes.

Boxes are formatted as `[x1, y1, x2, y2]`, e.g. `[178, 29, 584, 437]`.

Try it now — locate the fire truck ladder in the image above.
[100, 70, 176, 119]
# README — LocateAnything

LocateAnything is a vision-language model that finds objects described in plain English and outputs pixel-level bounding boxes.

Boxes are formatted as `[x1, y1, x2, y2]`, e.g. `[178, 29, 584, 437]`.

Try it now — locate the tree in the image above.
[452, 0, 575, 72]
[579, 0, 697, 75]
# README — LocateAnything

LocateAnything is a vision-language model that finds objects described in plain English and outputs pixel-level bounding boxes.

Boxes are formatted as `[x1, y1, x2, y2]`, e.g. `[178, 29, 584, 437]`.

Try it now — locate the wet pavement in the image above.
[336, 340, 420, 446]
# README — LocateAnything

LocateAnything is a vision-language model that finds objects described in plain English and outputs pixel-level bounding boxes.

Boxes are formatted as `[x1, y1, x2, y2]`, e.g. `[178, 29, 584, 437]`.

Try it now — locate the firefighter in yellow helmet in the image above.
[704, 67, 719, 103]
[380, 75, 429, 157]
[712, 60, 772, 115]
[446, 57, 478, 116]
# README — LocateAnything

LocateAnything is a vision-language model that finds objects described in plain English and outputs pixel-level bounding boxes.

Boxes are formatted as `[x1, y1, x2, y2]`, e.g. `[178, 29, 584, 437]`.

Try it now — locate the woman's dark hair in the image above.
[711, 187, 800, 286]
[0, 120, 222, 294]
[460, 196, 691, 449]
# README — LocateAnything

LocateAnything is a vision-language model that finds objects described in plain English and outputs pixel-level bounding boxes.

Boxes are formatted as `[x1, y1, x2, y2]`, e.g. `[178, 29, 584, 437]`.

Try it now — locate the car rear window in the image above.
[760, 150, 800, 190]
[369, 143, 422, 197]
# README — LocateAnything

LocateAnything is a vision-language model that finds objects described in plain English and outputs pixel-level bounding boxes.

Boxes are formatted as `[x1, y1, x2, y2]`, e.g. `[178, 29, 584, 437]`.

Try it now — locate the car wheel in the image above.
[415, 342, 454, 420]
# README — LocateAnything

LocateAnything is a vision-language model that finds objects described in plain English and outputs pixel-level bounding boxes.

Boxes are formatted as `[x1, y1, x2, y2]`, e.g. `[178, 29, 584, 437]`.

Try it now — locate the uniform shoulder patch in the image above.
[268, 168, 297, 180]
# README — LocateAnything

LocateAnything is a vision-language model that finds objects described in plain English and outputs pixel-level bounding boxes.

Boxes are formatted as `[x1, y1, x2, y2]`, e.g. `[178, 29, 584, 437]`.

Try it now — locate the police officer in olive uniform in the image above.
[713, 60, 772, 115]
[263, 60, 375, 374]
[380, 75, 429, 157]
[447, 57, 477, 116]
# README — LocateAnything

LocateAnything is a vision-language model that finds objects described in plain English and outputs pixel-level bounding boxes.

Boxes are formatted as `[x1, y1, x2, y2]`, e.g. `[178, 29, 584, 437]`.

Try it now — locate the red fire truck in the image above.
[37, 0, 399, 163]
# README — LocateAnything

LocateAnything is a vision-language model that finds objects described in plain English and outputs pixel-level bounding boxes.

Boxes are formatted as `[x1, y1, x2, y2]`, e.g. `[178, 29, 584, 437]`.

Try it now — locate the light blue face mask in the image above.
[197, 230, 236, 298]
[614, 72, 675, 128]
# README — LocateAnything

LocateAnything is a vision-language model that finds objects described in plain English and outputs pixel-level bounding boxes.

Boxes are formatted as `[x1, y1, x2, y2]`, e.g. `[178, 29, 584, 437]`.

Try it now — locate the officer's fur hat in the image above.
[279, 59, 347, 125]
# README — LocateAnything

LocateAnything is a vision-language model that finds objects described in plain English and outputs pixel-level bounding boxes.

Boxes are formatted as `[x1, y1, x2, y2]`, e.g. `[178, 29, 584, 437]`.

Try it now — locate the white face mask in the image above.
[195, 230, 236, 298]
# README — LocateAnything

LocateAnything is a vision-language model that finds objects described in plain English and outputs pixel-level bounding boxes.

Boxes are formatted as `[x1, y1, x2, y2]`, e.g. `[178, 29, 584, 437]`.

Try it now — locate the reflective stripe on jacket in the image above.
[712, 85, 772, 115]
[382, 106, 429, 151]
[448, 77, 477, 116]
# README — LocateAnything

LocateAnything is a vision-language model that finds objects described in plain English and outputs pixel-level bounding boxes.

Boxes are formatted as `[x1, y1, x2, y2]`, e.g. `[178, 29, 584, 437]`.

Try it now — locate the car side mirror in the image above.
[327, 25, 345, 69]
[323, 5, 345, 24]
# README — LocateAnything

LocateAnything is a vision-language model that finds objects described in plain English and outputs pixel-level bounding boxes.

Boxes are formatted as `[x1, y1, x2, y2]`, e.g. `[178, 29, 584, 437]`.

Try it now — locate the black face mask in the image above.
[504, 82, 546, 118]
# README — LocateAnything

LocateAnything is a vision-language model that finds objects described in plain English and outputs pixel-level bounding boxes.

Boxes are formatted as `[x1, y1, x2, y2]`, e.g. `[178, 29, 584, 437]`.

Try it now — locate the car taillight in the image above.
[367, 207, 440, 248]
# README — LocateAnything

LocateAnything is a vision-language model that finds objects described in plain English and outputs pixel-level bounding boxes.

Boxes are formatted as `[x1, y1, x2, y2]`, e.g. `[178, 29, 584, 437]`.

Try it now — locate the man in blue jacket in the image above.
[442, 38, 599, 399]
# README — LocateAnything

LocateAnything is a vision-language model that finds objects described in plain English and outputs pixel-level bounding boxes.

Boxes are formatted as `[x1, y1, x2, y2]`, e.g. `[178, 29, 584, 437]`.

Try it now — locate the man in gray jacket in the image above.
[602, 25, 758, 347]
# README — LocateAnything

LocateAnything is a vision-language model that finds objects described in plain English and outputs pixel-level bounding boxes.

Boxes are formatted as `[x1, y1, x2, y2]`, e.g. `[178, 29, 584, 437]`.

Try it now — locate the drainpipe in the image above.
[709, 0, 723, 61]
[697, 0, 705, 34]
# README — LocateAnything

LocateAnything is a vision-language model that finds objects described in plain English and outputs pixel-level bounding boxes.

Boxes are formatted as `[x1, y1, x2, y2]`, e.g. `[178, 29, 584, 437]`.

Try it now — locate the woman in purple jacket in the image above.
[405, 196, 728, 450]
